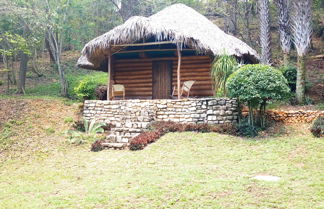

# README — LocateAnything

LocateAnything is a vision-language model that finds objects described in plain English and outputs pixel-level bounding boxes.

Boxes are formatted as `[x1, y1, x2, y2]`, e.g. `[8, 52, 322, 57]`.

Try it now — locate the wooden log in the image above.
[114, 56, 210, 63]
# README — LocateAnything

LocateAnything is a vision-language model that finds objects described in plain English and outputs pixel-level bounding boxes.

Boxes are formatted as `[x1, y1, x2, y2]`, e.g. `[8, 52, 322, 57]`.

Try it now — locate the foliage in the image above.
[83, 119, 106, 135]
[91, 139, 105, 152]
[236, 118, 260, 137]
[66, 130, 98, 145]
[73, 74, 107, 100]
[129, 131, 162, 150]
[310, 116, 324, 138]
[227, 64, 290, 107]
[227, 64, 290, 127]
[280, 65, 297, 92]
[0, 32, 31, 56]
[66, 119, 106, 145]
[211, 54, 238, 96]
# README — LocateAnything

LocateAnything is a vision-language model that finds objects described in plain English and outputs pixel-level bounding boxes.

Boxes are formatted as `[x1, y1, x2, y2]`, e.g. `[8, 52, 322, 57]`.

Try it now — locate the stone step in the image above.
[101, 142, 127, 150]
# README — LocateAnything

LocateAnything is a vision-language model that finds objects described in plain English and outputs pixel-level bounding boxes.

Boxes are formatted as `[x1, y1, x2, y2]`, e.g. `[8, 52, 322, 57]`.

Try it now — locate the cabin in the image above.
[79, 4, 259, 143]
[77, 4, 258, 100]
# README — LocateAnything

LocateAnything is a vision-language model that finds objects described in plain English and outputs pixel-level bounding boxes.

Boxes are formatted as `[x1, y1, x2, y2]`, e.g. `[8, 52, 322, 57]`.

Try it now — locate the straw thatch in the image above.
[77, 3, 259, 70]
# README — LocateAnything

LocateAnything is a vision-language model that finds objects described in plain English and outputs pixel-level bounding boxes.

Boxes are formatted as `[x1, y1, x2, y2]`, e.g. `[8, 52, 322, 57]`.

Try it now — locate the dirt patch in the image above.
[0, 98, 82, 162]
[0, 99, 29, 127]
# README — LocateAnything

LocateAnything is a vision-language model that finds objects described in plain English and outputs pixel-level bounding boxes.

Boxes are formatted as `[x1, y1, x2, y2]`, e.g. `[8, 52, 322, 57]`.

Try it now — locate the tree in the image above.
[44, 0, 71, 97]
[258, 0, 272, 65]
[292, 0, 313, 104]
[275, 0, 291, 66]
[0, 0, 45, 93]
[227, 64, 290, 128]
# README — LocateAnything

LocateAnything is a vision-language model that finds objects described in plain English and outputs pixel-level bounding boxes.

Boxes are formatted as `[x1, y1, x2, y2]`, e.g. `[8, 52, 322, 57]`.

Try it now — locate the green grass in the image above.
[0, 132, 323, 208]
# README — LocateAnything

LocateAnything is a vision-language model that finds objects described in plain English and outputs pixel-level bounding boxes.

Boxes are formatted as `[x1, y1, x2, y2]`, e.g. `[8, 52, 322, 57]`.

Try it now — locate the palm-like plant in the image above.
[275, 0, 291, 66]
[292, 0, 313, 104]
[211, 54, 238, 97]
[84, 119, 105, 134]
[259, 0, 272, 65]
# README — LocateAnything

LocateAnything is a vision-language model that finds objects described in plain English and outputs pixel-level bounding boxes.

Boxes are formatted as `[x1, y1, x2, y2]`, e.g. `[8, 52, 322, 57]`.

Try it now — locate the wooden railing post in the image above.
[177, 45, 182, 99]
[107, 51, 112, 100]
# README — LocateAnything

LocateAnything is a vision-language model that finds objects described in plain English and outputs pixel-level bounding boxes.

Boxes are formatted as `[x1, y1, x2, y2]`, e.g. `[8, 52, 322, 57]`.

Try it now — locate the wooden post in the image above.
[107, 51, 112, 100]
[177, 45, 181, 99]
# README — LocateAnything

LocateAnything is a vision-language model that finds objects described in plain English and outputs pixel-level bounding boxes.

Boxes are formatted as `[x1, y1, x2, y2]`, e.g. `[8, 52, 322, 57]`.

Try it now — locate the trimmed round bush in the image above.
[227, 64, 290, 107]
[227, 64, 290, 128]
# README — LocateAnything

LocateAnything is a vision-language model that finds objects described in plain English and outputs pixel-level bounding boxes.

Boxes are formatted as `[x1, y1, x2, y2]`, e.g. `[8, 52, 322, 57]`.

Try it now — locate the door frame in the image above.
[152, 60, 173, 99]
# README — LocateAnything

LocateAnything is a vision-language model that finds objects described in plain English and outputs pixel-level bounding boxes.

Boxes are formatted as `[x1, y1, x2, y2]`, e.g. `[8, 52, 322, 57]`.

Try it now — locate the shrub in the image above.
[236, 119, 260, 137]
[0, 80, 3, 86]
[310, 116, 324, 138]
[73, 120, 85, 132]
[95, 85, 107, 100]
[73, 74, 107, 100]
[280, 65, 297, 92]
[91, 140, 105, 152]
[129, 131, 162, 150]
[227, 64, 290, 128]
[209, 123, 238, 135]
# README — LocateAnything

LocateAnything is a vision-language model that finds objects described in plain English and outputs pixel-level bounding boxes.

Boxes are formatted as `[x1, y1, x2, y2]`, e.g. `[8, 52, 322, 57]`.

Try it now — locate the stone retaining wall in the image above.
[83, 98, 238, 143]
[267, 110, 324, 123]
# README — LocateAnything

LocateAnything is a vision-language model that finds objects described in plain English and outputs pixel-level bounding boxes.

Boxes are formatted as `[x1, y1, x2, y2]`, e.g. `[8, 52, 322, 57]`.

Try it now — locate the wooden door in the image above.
[152, 61, 172, 99]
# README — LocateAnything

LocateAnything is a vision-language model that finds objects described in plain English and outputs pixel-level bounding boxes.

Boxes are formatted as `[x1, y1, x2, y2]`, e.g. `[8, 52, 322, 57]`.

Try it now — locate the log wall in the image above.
[113, 55, 213, 98]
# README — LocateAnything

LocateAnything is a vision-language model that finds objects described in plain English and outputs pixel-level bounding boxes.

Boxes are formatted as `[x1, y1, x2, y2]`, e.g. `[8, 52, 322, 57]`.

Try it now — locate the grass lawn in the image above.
[0, 130, 323, 208]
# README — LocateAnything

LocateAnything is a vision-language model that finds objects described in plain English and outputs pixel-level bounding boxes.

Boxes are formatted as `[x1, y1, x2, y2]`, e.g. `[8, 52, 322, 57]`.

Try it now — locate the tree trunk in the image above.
[259, 0, 272, 65]
[258, 100, 266, 128]
[296, 55, 306, 104]
[31, 49, 43, 77]
[283, 52, 290, 66]
[248, 102, 254, 126]
[57, 57, 68, 97]
[45, 35, 55, 64]
[17, 52, 28, 94]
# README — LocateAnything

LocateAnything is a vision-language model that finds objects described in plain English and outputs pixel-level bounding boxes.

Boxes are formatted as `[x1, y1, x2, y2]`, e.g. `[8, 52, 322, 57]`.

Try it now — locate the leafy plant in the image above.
[73, 75, 107, 100]
[227, 64, 290, 128]
[67, 119, 106, 145]
[211, 54, 238, 96]
[310, 116, 324, 138]
[84, 119, 106, 135]
[280, 65, 297, 92]
[236, 118, 260, 137]
[66, 130, 98, 145]
[129, 131, 162, 151]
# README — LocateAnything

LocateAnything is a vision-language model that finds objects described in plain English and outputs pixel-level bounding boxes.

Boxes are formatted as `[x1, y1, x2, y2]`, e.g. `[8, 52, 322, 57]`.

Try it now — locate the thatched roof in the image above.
[77, 4, 259, 70]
